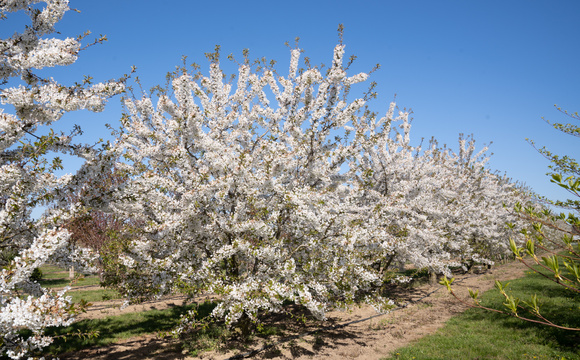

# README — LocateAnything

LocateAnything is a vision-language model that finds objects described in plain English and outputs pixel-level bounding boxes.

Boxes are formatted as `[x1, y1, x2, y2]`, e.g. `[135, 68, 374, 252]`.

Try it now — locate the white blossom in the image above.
[0, 1, 125, 358]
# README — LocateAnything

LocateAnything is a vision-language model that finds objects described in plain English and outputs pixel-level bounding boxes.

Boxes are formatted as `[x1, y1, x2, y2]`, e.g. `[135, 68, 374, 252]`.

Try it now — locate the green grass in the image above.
[181, 319, 231, 357]
[385, 268, 580, 360]
[68, 289, 121, 303]
[41, 271, 70, 279]
[37, 264, 101, 288]
[35, 265, 117, 303]
[36, 265, 219, 356]
[44, 302, 210, 356]
[36, 262, 580, 359]
[44, 298, 295, 358]
[181, 314, 289, 356]
[38, 275, 101, 288]
[40, 264, 67, 274]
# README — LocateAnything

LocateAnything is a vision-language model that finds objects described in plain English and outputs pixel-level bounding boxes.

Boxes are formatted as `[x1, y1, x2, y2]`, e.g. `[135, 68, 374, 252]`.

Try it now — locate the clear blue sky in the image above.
[4, 0, 580, 205]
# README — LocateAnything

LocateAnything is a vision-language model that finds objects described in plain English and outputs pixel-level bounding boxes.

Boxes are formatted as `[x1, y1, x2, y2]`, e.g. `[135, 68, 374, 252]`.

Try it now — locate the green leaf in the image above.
[525, 240, 535, 257]
[495, 280, 508, 293]
[523, 294, 540, 315]
[563, 261, 580, 282]
[509, 238, 522, 258]
[503, 294, 520, 315]
[439, 276, 454, 292]
[468, 288, 479, 300]
[542, 255, 561, 279]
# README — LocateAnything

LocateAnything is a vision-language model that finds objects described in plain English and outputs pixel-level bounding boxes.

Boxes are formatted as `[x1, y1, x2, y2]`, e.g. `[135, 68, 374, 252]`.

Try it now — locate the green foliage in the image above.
[0, 248, 17, 268]
[29, 267, 43, 282]
[495, 105, 580, 329]
[529, 105, 580, 212]
[97, 225, 158, 302]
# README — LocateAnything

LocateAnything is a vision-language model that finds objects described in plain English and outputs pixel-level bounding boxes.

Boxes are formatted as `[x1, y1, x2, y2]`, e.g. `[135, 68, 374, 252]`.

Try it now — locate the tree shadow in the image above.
[45, 303, 200, 357]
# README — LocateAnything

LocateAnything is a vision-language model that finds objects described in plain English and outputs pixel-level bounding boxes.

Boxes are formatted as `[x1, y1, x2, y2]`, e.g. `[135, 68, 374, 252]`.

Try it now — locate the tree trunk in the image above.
[429, 271, 437, 286]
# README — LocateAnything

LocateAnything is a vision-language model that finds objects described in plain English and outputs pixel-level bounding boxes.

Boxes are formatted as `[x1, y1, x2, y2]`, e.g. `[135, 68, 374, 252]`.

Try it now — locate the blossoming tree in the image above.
[108, 38, 530, 332]
[351, 114, 529, 277]
[0, 1, 124, 358]
[110, 44, 391, 329]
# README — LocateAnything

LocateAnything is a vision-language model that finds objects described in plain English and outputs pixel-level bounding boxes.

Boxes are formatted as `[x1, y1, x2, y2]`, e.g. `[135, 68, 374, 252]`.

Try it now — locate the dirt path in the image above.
[61, 260, 528, 360]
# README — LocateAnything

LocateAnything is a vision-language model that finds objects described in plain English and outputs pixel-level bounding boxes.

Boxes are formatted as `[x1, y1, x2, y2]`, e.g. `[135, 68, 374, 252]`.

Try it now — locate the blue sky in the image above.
[5, 0, 580, 205]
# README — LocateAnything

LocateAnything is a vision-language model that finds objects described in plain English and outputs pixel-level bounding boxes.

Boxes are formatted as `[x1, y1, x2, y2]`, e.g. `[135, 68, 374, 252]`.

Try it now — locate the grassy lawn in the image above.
[68, 288, 121, 303]
[38, 275, 101, 288]
[36, 264, 118, 302]
[37, 264, 101, 288]
[40, 264, 67, 274]
[385, 267, 580, 360]
[44, 300, 286, 358]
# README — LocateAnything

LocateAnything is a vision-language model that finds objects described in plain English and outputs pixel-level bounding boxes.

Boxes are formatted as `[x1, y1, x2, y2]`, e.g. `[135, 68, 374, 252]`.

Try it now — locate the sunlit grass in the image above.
[38, 264, 101, 288]
[385, 266, 580, 360]
[68, 289, 121, 303]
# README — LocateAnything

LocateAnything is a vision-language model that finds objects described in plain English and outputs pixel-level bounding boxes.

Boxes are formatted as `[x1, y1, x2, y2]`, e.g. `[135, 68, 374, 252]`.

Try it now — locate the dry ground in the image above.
[60, 260, 528, 360]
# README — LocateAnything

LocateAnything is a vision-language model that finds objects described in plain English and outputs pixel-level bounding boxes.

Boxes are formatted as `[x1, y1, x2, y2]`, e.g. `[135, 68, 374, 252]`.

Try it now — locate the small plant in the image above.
[182, 322, 232, 357]
[30, 267, 43, 282]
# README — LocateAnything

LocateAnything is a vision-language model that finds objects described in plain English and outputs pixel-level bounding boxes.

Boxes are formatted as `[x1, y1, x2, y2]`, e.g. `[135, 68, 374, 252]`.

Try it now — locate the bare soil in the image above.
[60, 260, 528, 360]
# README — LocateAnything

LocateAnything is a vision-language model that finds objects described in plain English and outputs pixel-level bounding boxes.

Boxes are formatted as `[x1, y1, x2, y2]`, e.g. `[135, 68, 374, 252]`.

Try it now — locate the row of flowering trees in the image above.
[1, 1, 533, 358]
[105, 44, 531, 331]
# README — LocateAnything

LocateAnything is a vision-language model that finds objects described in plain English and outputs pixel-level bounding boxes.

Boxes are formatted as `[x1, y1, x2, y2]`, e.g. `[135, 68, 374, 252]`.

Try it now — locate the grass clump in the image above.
[182, 320, 231, 357]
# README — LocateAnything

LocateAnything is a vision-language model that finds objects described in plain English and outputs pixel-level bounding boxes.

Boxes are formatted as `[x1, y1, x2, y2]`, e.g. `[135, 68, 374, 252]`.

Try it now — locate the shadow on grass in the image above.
[44, 297, 351, 359]
[45, 302, 213, 356]
[39, 276, 101, 288]
[38, 278, 72, 288]
[180, 302, 365, 358]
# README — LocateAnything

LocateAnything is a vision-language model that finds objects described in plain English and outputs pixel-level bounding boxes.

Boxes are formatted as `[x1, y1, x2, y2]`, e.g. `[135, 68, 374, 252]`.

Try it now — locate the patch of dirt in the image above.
[60, 260, 528, 360]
